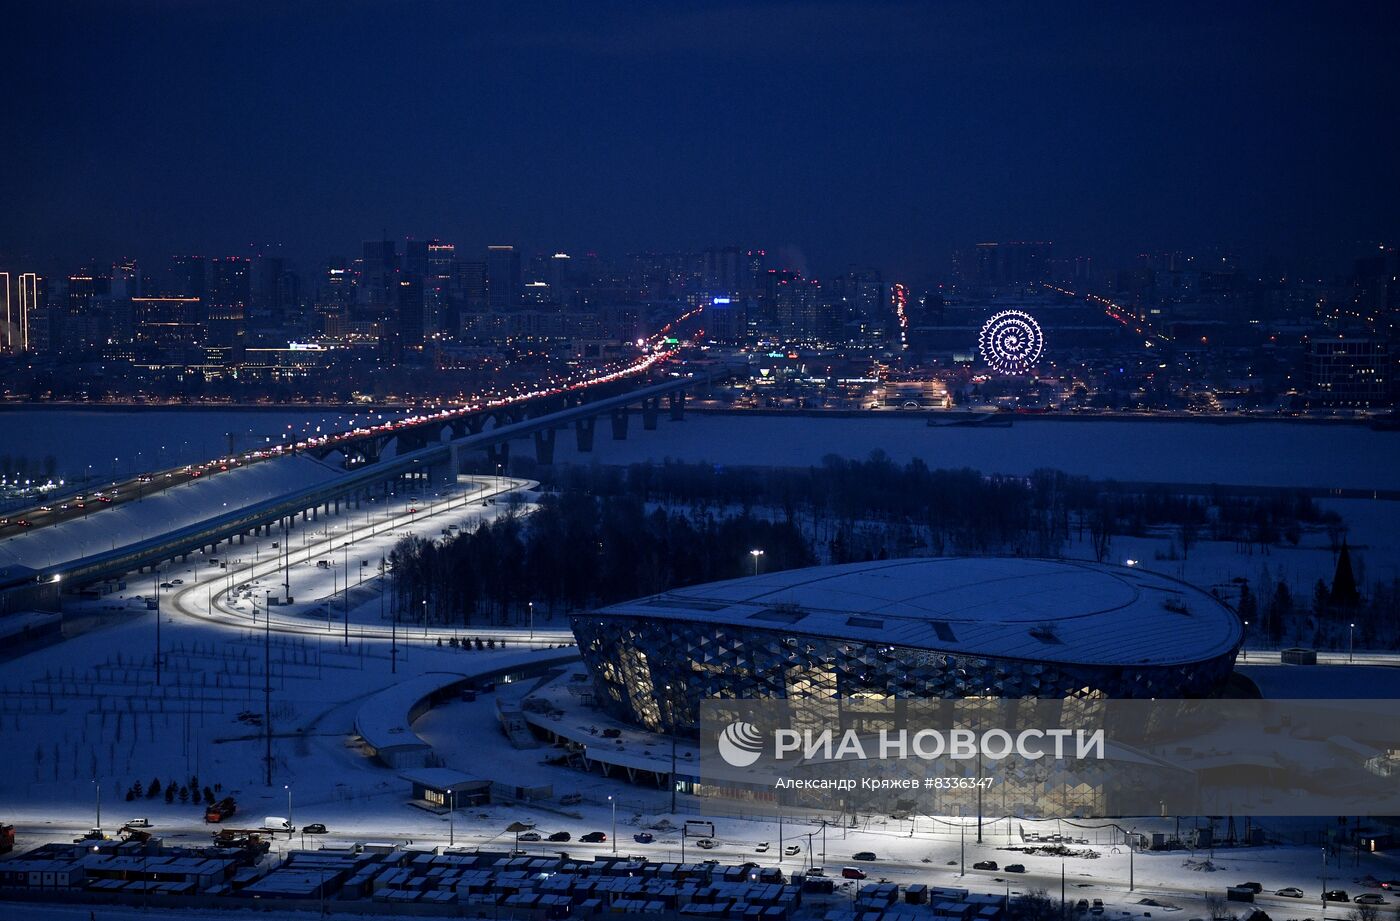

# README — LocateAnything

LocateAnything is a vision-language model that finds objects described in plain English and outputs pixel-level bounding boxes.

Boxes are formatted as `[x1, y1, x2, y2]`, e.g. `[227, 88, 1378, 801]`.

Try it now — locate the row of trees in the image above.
[0, 453, 59, 481]
[389, 492, 814, 625]
[525, 454, 1338, 559]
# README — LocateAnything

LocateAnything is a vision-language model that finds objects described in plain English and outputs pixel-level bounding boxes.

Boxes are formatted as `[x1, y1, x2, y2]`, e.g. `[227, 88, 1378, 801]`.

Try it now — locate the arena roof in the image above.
[591, 558, 1241, 668]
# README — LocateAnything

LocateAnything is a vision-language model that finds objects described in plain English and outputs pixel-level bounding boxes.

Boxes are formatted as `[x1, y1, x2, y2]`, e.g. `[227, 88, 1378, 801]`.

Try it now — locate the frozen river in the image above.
[3, 407, 1398, 493]
[554, 412, 1400, 492]
[0, 405, 404, 485]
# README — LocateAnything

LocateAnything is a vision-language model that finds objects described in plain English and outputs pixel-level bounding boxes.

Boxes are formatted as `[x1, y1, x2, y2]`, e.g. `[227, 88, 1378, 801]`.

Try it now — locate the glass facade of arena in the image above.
[570, 614, 1241, 734]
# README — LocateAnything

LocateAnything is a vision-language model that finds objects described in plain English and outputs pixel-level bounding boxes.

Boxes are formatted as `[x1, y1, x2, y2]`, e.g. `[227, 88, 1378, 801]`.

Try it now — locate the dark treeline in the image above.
[389, 492, 814, 625]
[395, 455, 1365, 640]
[0, 453, 60, 482]
[525, 454, 1337, 558]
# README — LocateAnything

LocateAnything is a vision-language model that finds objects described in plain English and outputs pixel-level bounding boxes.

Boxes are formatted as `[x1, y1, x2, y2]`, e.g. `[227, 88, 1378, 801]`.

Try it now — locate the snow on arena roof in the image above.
[592, 557, 1241, 667]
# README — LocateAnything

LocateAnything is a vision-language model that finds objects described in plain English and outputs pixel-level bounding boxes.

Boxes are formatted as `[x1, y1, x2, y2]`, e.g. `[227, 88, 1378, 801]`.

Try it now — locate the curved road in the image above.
[164, 476, 574, 645]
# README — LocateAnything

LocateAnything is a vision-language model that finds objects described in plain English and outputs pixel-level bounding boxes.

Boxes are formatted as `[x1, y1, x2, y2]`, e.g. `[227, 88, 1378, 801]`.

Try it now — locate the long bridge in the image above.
[0, 367, 730, 613]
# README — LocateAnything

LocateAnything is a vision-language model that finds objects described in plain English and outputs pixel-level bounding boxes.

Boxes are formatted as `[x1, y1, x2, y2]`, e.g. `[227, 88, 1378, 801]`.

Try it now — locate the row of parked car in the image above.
[517, 830, 606, 843]
[1231, 880, 1393, 905]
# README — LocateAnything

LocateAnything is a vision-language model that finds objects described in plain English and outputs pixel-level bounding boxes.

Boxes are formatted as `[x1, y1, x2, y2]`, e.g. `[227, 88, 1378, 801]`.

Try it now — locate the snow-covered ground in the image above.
[2, 415, 1398, 918]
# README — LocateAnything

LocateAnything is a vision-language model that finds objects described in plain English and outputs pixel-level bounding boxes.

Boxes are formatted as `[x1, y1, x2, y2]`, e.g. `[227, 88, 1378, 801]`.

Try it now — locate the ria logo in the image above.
[716, 721, 765, 767]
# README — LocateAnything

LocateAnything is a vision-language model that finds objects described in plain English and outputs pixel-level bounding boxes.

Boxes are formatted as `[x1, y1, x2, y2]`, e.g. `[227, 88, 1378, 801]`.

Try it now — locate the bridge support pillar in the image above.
[611, 408, 629, 440]
[467, 415, 486, 435]
[668, 390, 686, 421]
[239, 534, 245, 544]
[574, 417, 597, 452]
[486, 442, 510, 472]
[642, 397, 660, 431]
[533, 428, 557, 465]
[429, 461, 455, 489]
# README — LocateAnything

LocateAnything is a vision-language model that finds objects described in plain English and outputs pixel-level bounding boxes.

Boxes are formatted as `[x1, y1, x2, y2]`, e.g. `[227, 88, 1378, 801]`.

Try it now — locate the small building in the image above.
[401, 768, 491, 809]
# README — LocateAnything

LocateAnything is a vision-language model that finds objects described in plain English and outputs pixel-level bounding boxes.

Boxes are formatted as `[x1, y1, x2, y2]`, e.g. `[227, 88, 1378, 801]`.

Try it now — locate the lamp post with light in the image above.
[749, 549, 764, 576]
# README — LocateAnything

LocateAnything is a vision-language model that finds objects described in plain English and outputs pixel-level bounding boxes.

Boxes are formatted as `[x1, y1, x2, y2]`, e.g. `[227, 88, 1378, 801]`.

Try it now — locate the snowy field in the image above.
[2, 414, 1399, 919]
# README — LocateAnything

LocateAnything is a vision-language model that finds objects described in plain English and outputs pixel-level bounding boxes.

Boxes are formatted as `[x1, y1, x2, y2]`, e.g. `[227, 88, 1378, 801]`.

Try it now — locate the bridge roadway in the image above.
[2, 371, 722, 595]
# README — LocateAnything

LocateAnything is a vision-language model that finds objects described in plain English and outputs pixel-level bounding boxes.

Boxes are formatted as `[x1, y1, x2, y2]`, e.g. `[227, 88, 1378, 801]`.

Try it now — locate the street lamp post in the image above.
[609, 795, 617, 855]
[749, 549, 764, 577]
[1349, 623, 1355, 663]
[285, 785, 293, 840]
[1321, 846, 1328, 920]
[1128, 827, 1135, 891]
[528, 600, 534, 643]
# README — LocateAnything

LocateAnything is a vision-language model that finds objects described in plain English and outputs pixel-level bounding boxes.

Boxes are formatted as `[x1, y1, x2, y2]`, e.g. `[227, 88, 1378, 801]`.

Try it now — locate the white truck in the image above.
[263, 816, 294, 833]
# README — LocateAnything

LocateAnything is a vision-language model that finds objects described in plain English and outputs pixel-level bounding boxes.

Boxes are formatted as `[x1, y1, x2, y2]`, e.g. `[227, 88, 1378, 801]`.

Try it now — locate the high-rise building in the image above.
[133, 295, 203, 359]
[396, 276, 425, 349]
[205, 257, 250, 355]
[957, 241, 1054, 288]
[19, 273, 47, 352]
[486, 245, 521, 310]
[66, 272, 114, 352]
[111, 259, 141, 300]
[250, 252, 296, 327]
[360, 239, 398, 310]
[703, 246, 743, 295]
[0, 272, 10, 352]
[547, 253, 572, 299]
[1306, 336, 1391, 407]
[168, 255, 206, 300]
[458, 260, 488, 314]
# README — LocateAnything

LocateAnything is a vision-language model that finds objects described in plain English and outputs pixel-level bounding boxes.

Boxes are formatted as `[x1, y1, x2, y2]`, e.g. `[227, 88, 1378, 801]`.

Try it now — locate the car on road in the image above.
[1006, 864, 1026, 873]
[973, 861, 998, 871]
[633, 833, 654, 844]
[697, 839, 719, 850]
[1355, 894, 1387, 906]
[755, 842, 770, 853]
[303, 824, 328, 835]
[125, 818, 152, 828]
[1275, 888, 1305, 898]
[841, 867, 868, 880]
[580, 831, 607, 843]
[783, 844, 801, 856]
[160, 582, 173, 588]
[1323, 891, 1350, 902]
[547, 831, 571, 842]
[519, 832, 541, 842]
[1091, 899, 1105, 915]
[1380, 881, 1400, 892]
[1075, 900, 1089, 914]
[1237, 883, 1263, 894]
[853, 851, 877, 861]
[171, 578, 183, 585]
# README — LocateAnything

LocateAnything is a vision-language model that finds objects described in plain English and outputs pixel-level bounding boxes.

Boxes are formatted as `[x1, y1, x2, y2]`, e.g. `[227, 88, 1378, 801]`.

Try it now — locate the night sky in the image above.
[5, 1, 1398, 277]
